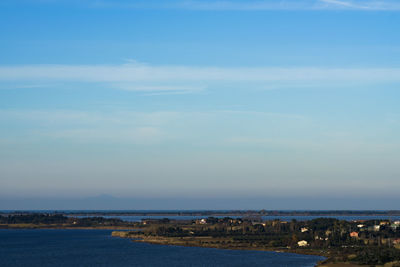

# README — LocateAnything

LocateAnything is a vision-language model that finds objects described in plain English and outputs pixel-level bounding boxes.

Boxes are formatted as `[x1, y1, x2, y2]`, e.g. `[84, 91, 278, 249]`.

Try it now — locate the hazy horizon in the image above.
[1, 195, 400, 210]
[1, 0, 400, 209]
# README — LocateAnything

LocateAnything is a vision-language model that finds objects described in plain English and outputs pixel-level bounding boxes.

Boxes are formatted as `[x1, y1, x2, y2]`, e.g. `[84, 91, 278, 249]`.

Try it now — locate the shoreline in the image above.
[111, 231, 334, 266]
[113, 233, 377, 267]
[122, 236, 400, 266]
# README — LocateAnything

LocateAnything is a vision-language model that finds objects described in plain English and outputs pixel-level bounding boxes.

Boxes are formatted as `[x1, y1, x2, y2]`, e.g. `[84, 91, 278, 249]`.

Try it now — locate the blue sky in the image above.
[1, 0, 400, 209]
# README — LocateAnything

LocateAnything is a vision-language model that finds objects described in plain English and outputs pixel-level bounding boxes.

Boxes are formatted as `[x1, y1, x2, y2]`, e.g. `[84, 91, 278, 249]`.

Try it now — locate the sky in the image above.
[1, 0, 400, 209]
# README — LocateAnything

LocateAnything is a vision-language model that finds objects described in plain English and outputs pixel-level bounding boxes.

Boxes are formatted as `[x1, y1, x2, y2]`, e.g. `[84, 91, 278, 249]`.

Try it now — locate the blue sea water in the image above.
[0, 229, 324, 267]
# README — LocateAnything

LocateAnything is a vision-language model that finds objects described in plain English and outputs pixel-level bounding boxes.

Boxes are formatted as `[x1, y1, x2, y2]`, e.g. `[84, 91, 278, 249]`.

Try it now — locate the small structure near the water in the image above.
[297, 240, 308, 247]
[350, 232, 359, 238]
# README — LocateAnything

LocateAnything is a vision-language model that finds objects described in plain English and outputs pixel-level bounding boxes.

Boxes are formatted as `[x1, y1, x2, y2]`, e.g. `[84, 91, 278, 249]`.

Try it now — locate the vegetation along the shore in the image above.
[112, 217, 400, 266]
[0, 214, 134, 229]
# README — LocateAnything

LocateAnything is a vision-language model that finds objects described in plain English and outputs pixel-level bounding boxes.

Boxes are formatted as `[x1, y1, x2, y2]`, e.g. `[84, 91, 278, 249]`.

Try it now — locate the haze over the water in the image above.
[1, 0, 400, 210]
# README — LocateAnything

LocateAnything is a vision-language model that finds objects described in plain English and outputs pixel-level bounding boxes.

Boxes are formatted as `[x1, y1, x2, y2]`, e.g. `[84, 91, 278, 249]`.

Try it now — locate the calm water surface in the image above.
[0, 229, 324, 267]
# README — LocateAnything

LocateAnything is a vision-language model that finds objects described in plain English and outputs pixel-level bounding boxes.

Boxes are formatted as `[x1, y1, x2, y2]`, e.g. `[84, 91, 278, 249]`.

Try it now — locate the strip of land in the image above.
[2, 210, 400, 217]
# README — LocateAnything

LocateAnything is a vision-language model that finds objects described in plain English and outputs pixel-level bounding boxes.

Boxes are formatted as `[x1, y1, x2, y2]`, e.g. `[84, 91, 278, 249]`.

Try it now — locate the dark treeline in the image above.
[0, 214, 69, 224]
[2, 210, 400, 216]
[0, 214, 127, 227]
[145, 217, 400, 244]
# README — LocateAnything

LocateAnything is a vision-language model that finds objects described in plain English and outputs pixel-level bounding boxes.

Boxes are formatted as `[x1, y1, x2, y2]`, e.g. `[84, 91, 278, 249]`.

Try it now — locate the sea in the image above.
[0, 229, 325, 267]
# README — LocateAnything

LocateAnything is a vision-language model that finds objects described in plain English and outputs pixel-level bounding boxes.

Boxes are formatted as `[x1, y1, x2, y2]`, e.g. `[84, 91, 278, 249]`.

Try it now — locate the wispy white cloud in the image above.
[218, 110, 307, 120]
[0, 109, 181, 144]
[318, 0, 400, 10]
[1, 63, 400, 93]
[319, 0, 356, 8]
[113, 83, 205, 93]
[6, 0, 400, 10]
[0, 109, 308, 144]
[86, 0, 400, 11]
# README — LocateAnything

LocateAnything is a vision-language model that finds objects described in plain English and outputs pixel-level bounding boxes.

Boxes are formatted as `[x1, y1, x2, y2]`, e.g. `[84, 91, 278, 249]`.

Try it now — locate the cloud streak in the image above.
[5, 0, 400, 11]
[1, 63, 400, 93]
[86, 0, 400, 11]
[318, 0, 400, 10]
[0, 109, 180, 144]
[0, 109, 307, 145]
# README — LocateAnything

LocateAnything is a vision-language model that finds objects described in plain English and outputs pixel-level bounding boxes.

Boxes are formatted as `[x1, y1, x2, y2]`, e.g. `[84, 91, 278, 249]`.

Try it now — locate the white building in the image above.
[298, 240, 308, 247]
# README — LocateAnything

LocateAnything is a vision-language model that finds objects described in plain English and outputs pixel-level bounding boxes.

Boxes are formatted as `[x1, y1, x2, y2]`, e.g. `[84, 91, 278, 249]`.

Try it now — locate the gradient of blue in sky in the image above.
[1, 0, 400, 208]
